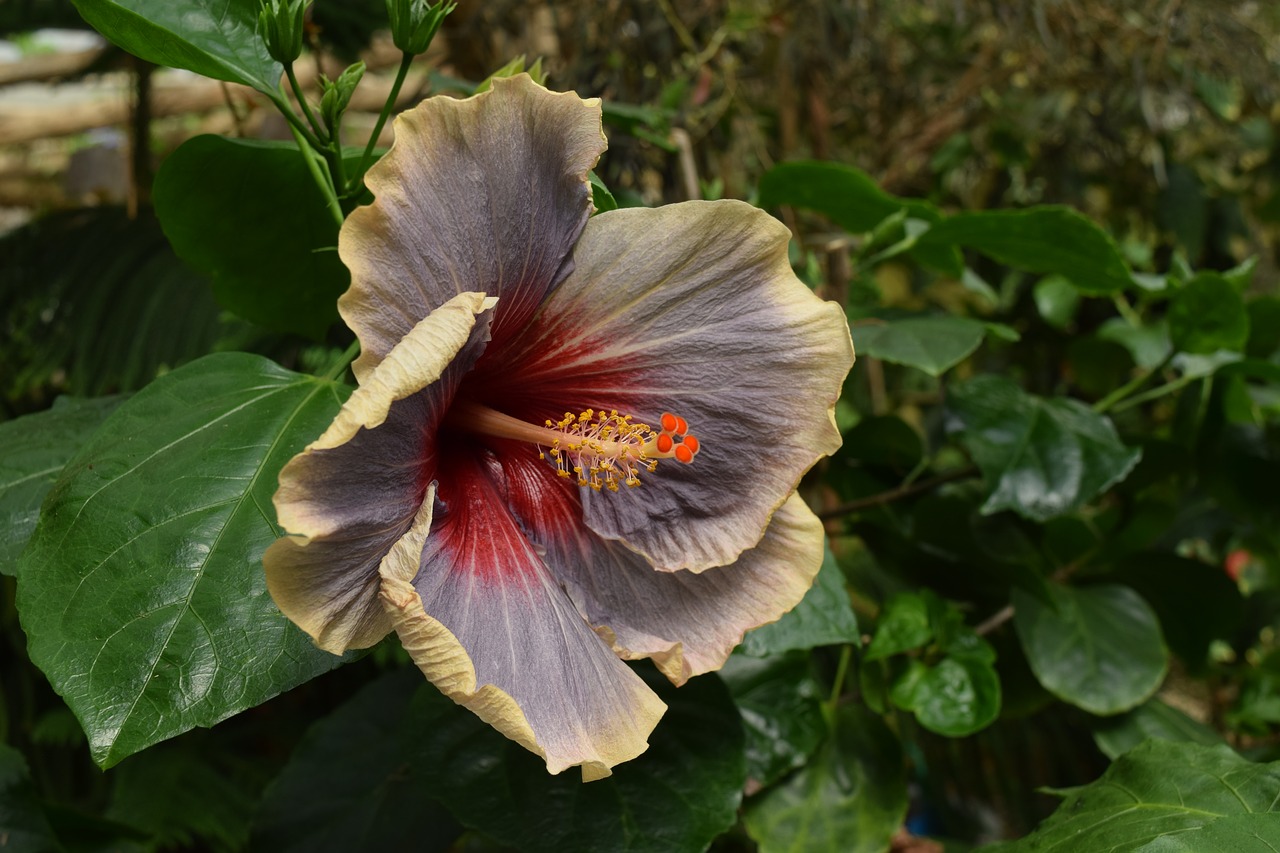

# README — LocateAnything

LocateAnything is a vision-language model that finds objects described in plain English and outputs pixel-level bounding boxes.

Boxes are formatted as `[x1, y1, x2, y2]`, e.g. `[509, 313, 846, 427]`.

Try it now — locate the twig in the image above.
[817, 466, 977, 521]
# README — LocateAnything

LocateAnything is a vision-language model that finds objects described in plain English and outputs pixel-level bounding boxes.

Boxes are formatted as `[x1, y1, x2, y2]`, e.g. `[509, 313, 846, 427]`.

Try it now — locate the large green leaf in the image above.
[948, 375, 1142, 521]
[16, 353, 353, 768]
[720, 652, 826, 788]
[70, 0, 281, 93]
[153, 136, 349, 339]
[739, 544, 859, 656]
[1092, 699, 1224, 761]
[1168, 272, 1250, 355]
[918, 207, 1134, 294]
[984, 741, 1280, 852]
[0, 396, 121, 575]
[0, 743, 61, 853]
[409, 665, 745, 853]
[757, 161, 962, 275]
[1013, 583, 1167, 715]
[744, 706, 907, 853]
[253, 668, 464, 853]
[850, 316, 987, 377]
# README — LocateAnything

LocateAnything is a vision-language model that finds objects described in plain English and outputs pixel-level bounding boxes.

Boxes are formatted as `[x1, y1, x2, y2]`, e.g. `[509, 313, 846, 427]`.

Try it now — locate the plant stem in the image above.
[323, 339, 362, 382]
[270, 91, 326, 150]
[824, 644, 853, 726]
[1111, 370, 1200, 413]
[1092, 351, 1175, 414]
[286, 63, 328, 142]
[286, 121, 344, 228]
[816, 466, 977, 520]
[351, 51, 414, 191]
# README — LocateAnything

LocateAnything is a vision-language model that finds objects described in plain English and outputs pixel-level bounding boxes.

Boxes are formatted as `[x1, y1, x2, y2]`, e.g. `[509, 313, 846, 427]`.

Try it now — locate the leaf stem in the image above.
[1111, 368, 1200, 414]
[816, 466, 977, 520]
[322, 339, 362, 382]
[824, 644, 853, 727]
[1092, 351, 1175, 414]
[269, 90, 325, 151]
[285, 121, 344, 228]
[286, 63, 328, 143]
[351, 52, 414, 191]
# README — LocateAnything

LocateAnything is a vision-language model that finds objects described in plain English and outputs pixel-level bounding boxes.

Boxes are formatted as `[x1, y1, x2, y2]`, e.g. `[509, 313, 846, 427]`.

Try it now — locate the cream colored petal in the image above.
[490, 200, 854, 572]
[338, 74, 605, 382]
[265, 293, 494, 654]
[380, 453, 666, 781]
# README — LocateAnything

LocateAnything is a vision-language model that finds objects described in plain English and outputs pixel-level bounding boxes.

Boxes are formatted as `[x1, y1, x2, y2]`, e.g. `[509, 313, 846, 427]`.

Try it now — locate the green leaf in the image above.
[758, 161, 962, 275]
[0, 743, 62, 853]
[70, 0, 281, 93]
[1032, 275, 1081, 330]
[864, 592, 932, 662]
[890, 654, 1000, 737]
[1013, 583, 1167, 715]
[1098, 317, 1173, 369]
[0, 396, 121, 576]
[253, 668, 464, 853]
[948, 376, 1142, 521]
[984, 742, 1280, 852]
[589, 171, 618, 214]
[918, 207, 1134, 294]
[739, 544, 859, 656]
[850, 316, 987, 377]
[153, 136, 349, 339]
[411, 665, 746, 853]
[1168, 272, 1250, 355]
[16, 353, 353, 768]
[744, 705, 907, 853]
[1092, 699, 1224, 761]
[720, 653, 826, 788]
[1245, 295, 1280, 359]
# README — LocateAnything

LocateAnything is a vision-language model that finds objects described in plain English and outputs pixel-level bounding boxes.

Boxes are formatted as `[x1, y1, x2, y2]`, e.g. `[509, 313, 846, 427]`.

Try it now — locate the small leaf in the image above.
[16, 353, 354, 768]
[758, 161, 962, 275]
[948, 375, 1142, 521]
[153, 136, 350, 339]
[70, 0, 281, 93]
[985, 742, 1280, 852]
[1092, 699, 1224, 761]
[410, 665, 746, 853]
[1013, 583, 1167, 715]
[0, 396, 121, 575]
[720, 653, 826, 788]
[589, 171, 618, 214]
[1033, 275, 1081, 330]
[1168, 272, 1250, 355]
[0, 743, 62, 853]
[744, 706, 907, 853]
[918, 207, 1134, 294]
[888, 635, 1001, 737]
[253, 668, 464, 853]
[851, 316, 987, 377]
[739, 544, 859, 656]
[864, 592, 931, 662]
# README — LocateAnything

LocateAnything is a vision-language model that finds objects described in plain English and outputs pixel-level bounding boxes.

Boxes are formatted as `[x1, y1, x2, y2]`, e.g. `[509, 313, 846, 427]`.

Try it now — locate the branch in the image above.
[817, 466, 977, 521]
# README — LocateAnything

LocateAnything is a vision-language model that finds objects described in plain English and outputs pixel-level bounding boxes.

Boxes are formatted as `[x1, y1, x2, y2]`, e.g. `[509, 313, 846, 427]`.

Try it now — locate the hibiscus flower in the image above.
[264, 74, 854, 781]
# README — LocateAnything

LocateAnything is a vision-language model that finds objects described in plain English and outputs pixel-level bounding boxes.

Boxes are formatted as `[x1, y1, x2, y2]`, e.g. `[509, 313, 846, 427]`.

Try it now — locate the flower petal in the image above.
[380, 452, 666, 781]
[339, 74, 605, 382]
[265, 293, 495, 654]
[498, 448, 825, 684]
[492, 200, 854, 571]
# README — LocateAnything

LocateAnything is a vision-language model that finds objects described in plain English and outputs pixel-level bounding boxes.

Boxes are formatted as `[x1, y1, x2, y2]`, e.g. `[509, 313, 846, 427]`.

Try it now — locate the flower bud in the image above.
[475, 56, 547, 94]
[258, 0, 307, 65]
[386, 0, 455, 56]
[320, 61, 366, 135]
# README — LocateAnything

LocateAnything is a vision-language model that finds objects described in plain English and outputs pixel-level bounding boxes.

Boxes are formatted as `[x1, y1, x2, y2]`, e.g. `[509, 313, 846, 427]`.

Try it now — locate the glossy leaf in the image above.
[0, 396, 121, 575]
[409, 665, 746, 853]
[744, 706, 907, 853]
[889, 634, 1001, 737]
[918, 206, 1134, 294]
[70, 0, 281, 93]
[864, 592, 931, 662]
[153, 136, 349, 339]
[986, 742, 1280, 852]
[1168, 272, 1250, 355]
[16, 353, 353, 768]
[253, 668, 463, 853]
[948, 375, 1142, 521]
[0, 743, 61, 853]
[739, 544, 859, 656]
[758, 160, 962, 274]
[850, 316, 987, 376]
[1092, 699, 1224, 761]
[720, 652, 826, 788]
[1013, 583, 1167, 715]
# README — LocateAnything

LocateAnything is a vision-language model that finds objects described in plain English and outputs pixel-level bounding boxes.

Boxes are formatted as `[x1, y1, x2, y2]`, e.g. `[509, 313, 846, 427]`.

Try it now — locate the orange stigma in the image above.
[447, 402, 701, 492]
